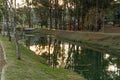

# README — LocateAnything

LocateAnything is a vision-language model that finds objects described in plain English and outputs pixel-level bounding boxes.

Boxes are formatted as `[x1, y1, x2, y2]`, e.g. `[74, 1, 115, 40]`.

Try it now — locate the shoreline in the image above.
[32, 29, 120, 55]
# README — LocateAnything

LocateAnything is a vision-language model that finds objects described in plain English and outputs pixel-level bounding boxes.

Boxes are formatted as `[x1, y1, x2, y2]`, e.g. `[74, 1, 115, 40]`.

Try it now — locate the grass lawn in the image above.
[0, 35, 86, 80]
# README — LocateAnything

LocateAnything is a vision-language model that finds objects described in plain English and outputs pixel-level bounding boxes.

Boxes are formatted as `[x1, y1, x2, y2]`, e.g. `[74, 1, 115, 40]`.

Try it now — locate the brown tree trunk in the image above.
[77, 16, 80, 30]
[14, 0, 21, 60]
[49, 0, 52, 30]
[55, 0, 58, 30]
[5, 1, 11, 41]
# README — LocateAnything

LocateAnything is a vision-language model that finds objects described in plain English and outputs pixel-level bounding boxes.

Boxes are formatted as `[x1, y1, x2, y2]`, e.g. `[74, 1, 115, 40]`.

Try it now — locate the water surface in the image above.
[24, 35, 120, 80]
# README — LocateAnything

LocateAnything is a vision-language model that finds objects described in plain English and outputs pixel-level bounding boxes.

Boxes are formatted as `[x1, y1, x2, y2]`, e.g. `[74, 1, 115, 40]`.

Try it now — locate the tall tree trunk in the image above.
[14, 0, 21, 60]
[67, 1, 75, 31]
[77, 2, 81, 31]
[14, 30, 21, 60]
[96, 0, 98, 31]
[48, 36, 51, 64]
[73, 17, 76, 31]
[81, 15, 84, 30]
[28, 5, 32, 28]
[62, 1, 66, 30]
[69, 16, 72, 30]
[73, 4, 76, 31]
[49, 0, 52, 30]
[55, 0, 58, 30]
[77, 16, 80, 30]
[5, 0, 11, 41]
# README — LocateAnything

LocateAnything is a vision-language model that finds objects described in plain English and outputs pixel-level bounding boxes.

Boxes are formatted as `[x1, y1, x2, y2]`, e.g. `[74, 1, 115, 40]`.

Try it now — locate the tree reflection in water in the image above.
[24, 35, 120, 80]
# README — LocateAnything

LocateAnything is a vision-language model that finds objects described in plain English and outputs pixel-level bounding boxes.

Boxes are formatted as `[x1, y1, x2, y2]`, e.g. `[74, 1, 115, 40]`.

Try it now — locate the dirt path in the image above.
[0, 43, 5, 79]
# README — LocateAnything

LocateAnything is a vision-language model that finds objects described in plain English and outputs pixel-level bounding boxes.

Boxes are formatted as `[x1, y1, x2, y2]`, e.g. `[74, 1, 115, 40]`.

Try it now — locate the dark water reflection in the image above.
[24, 35, 120, 80]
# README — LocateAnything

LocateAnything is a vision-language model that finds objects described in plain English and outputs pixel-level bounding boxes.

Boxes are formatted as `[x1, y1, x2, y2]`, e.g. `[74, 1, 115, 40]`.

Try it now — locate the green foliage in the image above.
[8, 0, 116, 31]
[0, 0, 5, 21]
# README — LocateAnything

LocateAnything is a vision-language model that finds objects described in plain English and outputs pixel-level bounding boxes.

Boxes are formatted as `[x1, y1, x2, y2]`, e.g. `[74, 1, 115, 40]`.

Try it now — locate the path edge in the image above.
[0, 40, 7, 80]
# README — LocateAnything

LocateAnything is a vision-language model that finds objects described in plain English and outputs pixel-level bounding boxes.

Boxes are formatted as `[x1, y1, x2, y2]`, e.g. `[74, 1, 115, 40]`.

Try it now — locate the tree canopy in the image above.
[0, 0, 119, 31]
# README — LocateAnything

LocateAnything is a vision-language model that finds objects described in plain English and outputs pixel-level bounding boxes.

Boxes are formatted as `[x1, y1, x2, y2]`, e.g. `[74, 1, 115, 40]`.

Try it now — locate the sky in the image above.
[16, 0, 22, 4]
[16, 0, 26, 7]
[8, 0, 26, 8]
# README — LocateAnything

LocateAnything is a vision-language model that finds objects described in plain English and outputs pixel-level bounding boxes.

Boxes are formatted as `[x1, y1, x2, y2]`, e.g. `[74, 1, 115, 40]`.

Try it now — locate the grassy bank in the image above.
[0, 35, 85, 80]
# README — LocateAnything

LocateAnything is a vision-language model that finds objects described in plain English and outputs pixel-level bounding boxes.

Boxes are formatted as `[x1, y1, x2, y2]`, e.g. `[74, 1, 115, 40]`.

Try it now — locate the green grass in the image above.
[0, 35, 85, 80]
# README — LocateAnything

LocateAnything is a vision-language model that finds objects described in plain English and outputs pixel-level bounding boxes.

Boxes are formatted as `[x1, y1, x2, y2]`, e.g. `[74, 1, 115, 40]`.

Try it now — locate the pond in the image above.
[23, 34, 120, 80]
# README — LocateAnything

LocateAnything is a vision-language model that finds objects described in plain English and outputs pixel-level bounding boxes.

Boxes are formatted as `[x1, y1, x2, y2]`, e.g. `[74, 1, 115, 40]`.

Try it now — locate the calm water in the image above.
[24, 35, 120, 80]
